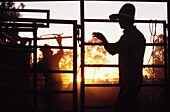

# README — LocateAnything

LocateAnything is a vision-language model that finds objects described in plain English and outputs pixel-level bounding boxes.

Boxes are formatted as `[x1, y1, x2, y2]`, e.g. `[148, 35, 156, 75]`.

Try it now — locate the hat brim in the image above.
[109, 14, 120, 20]
[109, 13, 134, 21]
[40, 47, 51, 52]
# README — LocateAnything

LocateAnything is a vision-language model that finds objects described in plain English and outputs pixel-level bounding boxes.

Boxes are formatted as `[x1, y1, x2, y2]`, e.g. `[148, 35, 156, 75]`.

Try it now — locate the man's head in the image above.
[109, 3, 135, 29]
[40, 44, 53, 57]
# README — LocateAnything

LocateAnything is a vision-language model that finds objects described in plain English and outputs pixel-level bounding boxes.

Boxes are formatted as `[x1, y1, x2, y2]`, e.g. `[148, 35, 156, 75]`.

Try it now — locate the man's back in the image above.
[119, 26, 146, 87]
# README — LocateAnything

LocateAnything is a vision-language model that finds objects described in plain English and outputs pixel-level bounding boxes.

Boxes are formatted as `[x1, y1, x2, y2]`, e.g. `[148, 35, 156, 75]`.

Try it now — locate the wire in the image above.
[148, 22, 158, 112]
[147, 22, 158, 65]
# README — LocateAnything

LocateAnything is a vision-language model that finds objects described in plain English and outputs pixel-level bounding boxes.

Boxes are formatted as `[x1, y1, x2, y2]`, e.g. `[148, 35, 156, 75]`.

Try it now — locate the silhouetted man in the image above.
[93, 3, 146, 112]
[35, 36, 63, 111]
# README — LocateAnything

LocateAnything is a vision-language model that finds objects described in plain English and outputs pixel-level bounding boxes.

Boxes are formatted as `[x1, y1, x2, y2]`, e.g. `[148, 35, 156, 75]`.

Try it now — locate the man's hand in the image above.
[56, 35, 62, 46]
[92, 32, 105, 41]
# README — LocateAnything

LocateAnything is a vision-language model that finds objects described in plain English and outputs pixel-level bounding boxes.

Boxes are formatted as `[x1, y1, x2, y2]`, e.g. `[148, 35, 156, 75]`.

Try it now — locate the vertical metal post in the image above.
[32, 21, 38, 112]
[167, 1, 170, 111]
[46, 10, 50, 28]
[80, 0, 85, 112]
[163, 21, 168, 112]
[73, 21, 78, 112]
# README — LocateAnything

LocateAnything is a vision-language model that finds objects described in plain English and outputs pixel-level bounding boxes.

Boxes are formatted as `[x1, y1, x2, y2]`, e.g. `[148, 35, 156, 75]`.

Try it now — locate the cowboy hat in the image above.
[40, 43, 51, 52]
[109, 3, 135, 20]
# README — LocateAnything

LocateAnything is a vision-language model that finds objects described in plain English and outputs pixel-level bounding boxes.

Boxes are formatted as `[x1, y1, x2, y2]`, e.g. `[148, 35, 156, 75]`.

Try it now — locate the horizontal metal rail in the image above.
[81, 0, 168, 2]
[0, 8, 50, 28]
[0, 18, 77, 24]
[84, 43, 165, 46]
[37, 90, 74, 94]
[33, 70, 74, 74]
[9, 0, 169, 2]
[84, 64, 165, 68]
[1, 22, 47, 28]
[0, 89, 74, 94]
[0, 8, 50, 13]
[0, 27, 35, 32]
[0, 45, 74, 49]
[85, 19, 166, 23]
[84, 84, 166, 87]
[1, 69, 74, 73]
[0, 18, 77, 28]
[85, 106, 113, 110]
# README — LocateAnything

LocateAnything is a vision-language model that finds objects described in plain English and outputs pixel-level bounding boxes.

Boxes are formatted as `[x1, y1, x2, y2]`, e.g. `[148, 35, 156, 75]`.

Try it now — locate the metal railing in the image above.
[0, 8, 78, 112]
[80, 18, 168, 112]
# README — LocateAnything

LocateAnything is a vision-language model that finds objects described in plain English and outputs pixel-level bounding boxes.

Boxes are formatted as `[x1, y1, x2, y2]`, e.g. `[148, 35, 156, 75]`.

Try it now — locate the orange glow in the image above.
[69, 74, 81, 83]
[37, 36, 151, 85]
[68, 67, 119, 84]
[84, 67, 119, 83]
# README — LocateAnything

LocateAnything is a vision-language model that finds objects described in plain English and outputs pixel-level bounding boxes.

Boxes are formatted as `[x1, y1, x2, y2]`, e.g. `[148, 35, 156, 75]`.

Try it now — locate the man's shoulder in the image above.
[128, 28, 146, 44]
[132, 27, 143, 35]
[52, 51, 63, 59]
[133, 28, 145, 38]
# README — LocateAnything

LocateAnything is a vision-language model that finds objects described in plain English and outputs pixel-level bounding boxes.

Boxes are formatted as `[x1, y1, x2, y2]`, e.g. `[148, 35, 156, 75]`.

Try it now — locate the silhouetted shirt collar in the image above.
[123, 26, 136, 34]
